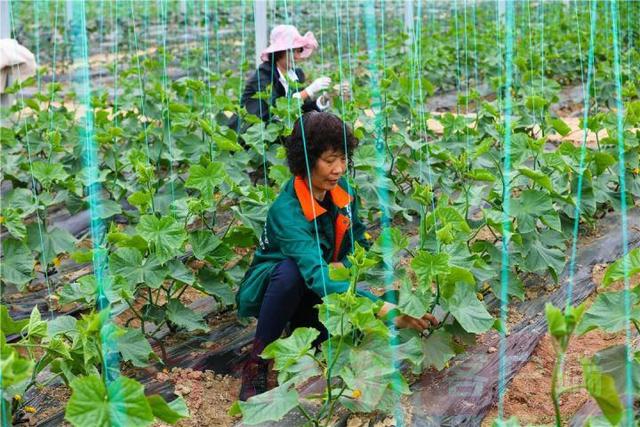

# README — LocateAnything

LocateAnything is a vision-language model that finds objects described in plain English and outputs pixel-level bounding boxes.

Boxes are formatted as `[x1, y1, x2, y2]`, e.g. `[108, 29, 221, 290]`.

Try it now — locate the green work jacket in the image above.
[236, 176, 376, 318]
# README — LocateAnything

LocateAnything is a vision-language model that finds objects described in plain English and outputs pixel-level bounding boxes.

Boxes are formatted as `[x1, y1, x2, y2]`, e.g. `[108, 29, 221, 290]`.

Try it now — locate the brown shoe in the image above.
[239, 356, 270, 401]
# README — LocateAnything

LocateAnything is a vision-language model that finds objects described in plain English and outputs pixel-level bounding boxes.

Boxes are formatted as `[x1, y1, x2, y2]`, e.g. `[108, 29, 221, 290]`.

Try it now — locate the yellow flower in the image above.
[364, 232, 372, 240]
[352, 389, 362, 399]
[13, 394, 21, 402]
[53, 257, 61, 267]
[24, 406, 36, 413]
[633, 167, 640, 175]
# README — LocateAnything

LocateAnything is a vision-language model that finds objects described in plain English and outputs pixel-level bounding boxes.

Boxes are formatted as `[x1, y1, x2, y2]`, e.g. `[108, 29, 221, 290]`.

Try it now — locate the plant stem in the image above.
[324, 384, 348, 426]
[124, 298, 146, 334]
[550, 351, 565, 427]
[296, 404, 317, 426]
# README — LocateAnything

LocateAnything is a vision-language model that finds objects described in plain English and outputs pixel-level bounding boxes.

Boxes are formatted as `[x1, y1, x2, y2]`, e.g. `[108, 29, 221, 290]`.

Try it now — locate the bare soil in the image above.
[16, 384, 71, 426]
[153, 368, 241, 427]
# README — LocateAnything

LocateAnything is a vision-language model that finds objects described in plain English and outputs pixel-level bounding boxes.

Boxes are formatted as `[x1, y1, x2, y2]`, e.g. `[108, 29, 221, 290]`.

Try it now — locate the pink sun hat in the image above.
[260, 25, 318, 63]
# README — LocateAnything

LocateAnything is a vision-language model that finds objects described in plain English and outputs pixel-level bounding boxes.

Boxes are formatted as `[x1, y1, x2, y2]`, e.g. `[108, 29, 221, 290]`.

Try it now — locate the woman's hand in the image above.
[305, 76, 332, 100]
[378, 302, 439, 332]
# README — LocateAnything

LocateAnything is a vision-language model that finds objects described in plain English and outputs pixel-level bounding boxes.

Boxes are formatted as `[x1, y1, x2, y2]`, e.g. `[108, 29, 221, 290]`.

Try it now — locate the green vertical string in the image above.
[380, 0, 386, 75]
[238, 0, 247, 120]
[452, 0, 462, 110]
[128, 0, 151, 162]
[363, 2, 403, 420]
[471, 0, 480, 91]
[497, 0, 515, 421]
[182, 0, 192, 95]
[68, 0, 119, 383]
[33, 0, 40, 91]
[415, 0, 439, 252]
[332, 0, 357, 256]
[6, 0, 54, 321]
[539, 0, 545, 101]
[160, 0, 177, 212]
[494, 0, 503, 115]
[609, 0, 634, 422]
[202, 0, 213, 125]
[462, 0, 472, 177]
[566, 0, 597, 309]
[48, 0, 60, 130]
[280, 0, 336, 398]
[112, 0, 118, 130]
[213, 0, 221, 76]
[525, 0, 541, 126]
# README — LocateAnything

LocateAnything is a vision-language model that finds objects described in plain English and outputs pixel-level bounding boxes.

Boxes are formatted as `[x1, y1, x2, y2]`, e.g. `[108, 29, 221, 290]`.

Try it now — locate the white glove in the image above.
[316, 93, 331, 110]
[305, 76, 331, 100]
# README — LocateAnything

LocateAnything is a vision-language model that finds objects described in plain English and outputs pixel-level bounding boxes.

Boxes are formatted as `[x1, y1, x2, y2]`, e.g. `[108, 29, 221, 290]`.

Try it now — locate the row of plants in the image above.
[7, 1, 640, 100]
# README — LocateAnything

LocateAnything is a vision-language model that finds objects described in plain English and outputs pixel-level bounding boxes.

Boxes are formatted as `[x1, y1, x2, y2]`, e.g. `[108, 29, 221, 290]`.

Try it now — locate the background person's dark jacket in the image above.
[228, 61, 321, 134]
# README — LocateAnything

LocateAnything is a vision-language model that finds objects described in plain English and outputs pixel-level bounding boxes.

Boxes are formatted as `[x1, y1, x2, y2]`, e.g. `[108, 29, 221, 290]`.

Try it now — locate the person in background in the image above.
[228, 24, 349, 135]
[235, 111, 438, 401]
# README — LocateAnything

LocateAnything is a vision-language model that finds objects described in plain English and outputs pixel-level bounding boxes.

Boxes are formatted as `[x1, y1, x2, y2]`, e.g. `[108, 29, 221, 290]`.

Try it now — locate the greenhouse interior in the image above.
[1, 0, 640, 426]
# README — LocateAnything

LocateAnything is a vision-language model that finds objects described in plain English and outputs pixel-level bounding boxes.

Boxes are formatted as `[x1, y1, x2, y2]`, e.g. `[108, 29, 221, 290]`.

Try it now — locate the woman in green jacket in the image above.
[236, 111, 438, 401]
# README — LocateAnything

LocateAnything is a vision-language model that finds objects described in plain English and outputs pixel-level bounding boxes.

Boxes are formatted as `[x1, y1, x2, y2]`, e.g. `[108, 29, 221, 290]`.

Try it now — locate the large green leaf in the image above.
[165, 300, 208, 332]
[5, 188, 37, 216]
[184, 162, 226, 197]
[394, 336, 424, 371]
[188, 230, 222, 260]
[592, 345, 640, 395]
[98, 199, 122, 219]
[517, 166, 554, 192]
[109, 248, 167, 288]
[398, 280, 432, 318]
[27, 225, 77, 264]
[578, 292, 640, 335]
[370, 227, 409, 260]
[422, 329, 456, 371]
[65, 375, 154, 427]
[147, 395, 189, 425]
[233, 383, 299, 425]
[32, 161, 68, 188]
[196, 267, 235, 305]
[510, 190, 553, 234]
[47, 315, 78, 339]
[261, 327, 319, 372]
[165, 259, 194, 285]
[1, 207, 26, 239]
[0, 349, 34, 388]
[602, 248, 640, 287]
[117, 329, 155, 368]
[1, 238, 34, 288]
[411, 251, 450, 283]
[0, 305, 28, 335]
[444, 283, 494, 334]
[136, 215, 186, 264]
[583, 361, 624, 425]
[341, 349, 397, 410]
[521, 235, 566, 278]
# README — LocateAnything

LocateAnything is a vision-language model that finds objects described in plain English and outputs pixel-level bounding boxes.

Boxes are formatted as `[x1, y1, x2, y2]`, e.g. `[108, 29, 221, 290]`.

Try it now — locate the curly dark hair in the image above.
[284, 111, 359, 177]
